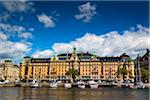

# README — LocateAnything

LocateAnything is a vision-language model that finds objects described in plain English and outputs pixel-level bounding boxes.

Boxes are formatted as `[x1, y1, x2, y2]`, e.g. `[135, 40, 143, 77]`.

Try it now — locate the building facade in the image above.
[20, 48, 135, 82]
[134, 49, 149, 82]
[134, 49, 149, 70]
[0, 60, 19, 82]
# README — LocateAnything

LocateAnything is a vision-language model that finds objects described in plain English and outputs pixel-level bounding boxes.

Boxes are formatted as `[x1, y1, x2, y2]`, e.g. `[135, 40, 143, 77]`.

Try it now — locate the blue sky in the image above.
[0, 1, 149, 63]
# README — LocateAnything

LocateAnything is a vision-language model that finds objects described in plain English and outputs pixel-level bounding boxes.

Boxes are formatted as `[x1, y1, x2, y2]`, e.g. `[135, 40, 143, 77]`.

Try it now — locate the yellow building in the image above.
[20, 48, 135, 82]
[0, 59, 19, 82]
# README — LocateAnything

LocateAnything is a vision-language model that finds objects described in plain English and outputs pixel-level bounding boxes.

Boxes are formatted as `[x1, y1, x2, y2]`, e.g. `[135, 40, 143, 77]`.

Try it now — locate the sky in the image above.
[0, 1, 149, 63]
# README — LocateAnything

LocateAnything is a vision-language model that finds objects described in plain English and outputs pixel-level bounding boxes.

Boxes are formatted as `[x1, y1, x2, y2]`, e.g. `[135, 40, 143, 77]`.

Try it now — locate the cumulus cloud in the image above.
[33, 25, 149, 58]
[0, 32, 8, 40]
[37, 14, 55, 28]
[32, 50, 53, 58]
[75, 2, 97, 23]
[18, 32, 32, 39]
[0, 40, 32, 63]
[0, 1, 35, 22]
[0, 23, 33, 63]
[0, 23, 33, 39]
[1, 1, 35, 13]
[55, 25, 149, 58]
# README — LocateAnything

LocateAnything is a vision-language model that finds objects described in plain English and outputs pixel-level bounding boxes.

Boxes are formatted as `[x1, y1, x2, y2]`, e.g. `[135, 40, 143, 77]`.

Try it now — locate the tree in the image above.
[118, 67, 129, 81]
[139, 68, 149, 82]
[65, 68, 79, 83]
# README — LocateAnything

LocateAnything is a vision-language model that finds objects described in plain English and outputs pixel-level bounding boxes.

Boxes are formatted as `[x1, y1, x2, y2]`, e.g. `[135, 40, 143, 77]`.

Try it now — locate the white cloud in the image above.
[1, 1, 35, 13]
[75, 2, 97, 23]
[32, 50, 53, 58]
[0, 32, 8, 40]
[51, 25, 149, 58]
[18, 32, 32, 39]
[37, 14, 55, 28]
[0, 1, 35, 22]
[0, 40, 32, 63]
[0, 23, 33, 63]
[32, 25, 149, 59]
[0, 23, 33, 39]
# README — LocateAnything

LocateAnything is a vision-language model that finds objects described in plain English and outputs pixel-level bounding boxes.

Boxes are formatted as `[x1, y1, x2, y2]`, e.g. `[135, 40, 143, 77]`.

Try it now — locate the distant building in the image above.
[0, 60, 19, 82]
[134, 49, 149, 82]
[20, 47, 135, 82]
[141, 49, 149, 69]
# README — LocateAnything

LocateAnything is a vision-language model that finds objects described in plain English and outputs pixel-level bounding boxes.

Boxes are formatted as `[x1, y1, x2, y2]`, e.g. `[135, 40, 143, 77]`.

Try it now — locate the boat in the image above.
[77, 81, 85, 89]
[0, 81, 5, 85]
[64, 83, 72, 88]
[4, 80, 9, 84]
[130, 82, 145, 89]
[89, 80, 98, 88]
[30, 79, 39, 88]
[121, 82, 129, 88]
[50, 81, 58, 88]
[135, 82, 145, 89]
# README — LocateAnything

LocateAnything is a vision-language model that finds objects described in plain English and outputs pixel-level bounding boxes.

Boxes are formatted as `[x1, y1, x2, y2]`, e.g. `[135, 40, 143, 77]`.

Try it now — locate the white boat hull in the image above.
[90, 84, 98, 88]
[64, 83, 72, 88]
[89, 80, 99, 88]
[50, 83, 58, 88]
[30, 82, 39, 88]
[78, 85, 85, 89]
[0, 82, 5, 85]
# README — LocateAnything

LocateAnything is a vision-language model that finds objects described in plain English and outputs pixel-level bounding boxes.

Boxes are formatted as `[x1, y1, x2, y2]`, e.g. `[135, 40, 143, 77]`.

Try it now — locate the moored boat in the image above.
[64, 83, 72, 88]
[30, 79, 40, 88]
[50, 81, 58, 88]
[130, 82, 145, 89]
[77, 81, 85, 89]
[0, 81, 5, 85]
[89, 80, 98, 88]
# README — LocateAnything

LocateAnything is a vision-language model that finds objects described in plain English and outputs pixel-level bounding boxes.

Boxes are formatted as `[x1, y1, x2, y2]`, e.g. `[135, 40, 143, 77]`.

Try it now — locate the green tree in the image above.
[119, 67, 128, 80]
[66, 68, 79, 83]
[139, 68, 149, 82]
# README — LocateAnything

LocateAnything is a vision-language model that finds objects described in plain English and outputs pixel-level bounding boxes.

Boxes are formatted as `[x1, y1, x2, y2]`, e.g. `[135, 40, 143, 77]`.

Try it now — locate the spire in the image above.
[73, 46, 76, 54]
[70, 46, 78, 61]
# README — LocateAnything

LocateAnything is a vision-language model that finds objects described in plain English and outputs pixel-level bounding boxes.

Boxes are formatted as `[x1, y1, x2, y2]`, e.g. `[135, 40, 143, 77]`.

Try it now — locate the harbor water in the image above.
[0, 87, 149, 100]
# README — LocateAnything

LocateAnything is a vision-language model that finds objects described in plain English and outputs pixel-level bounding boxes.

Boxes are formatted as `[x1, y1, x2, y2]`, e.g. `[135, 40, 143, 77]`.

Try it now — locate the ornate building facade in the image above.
[20, 48, 135, 82]
[0, 60, 19, 82]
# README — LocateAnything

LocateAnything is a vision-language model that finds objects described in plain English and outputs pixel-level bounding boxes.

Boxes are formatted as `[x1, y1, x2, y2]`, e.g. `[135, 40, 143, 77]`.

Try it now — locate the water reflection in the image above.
[0, 87, 149, 100]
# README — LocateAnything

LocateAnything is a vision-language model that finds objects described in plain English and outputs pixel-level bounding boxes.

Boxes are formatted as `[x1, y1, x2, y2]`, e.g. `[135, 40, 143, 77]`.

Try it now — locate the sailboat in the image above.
[130, 55, 145, 89]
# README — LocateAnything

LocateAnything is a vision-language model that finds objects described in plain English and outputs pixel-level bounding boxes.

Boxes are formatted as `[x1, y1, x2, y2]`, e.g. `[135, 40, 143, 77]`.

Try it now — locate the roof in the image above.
[31, 58, 50, 63]
[99, 57, 123, 62]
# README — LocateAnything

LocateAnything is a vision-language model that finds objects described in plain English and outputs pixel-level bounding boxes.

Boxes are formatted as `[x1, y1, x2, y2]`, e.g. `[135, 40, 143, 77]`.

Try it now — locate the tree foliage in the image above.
[66, 68, 79, 83]
[140, 68, 149, 81]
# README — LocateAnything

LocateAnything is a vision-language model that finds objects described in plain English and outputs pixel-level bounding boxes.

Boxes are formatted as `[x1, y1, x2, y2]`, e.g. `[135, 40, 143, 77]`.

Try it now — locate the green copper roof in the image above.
[20, 59, 26, 64]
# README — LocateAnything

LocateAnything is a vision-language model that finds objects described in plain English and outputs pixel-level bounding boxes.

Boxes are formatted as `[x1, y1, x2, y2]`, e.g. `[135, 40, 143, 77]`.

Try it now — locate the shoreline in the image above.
[0, 82, 149, 89]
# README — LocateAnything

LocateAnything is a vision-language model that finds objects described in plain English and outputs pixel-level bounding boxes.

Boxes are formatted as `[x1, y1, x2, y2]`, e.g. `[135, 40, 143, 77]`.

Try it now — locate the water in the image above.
[0, 87, 149, 100]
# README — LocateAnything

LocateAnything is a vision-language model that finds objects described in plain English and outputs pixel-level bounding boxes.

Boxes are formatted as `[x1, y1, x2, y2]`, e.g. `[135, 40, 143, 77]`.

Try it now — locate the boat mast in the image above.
[137, 54, 141, 82]
[135, 58, 138, 82]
